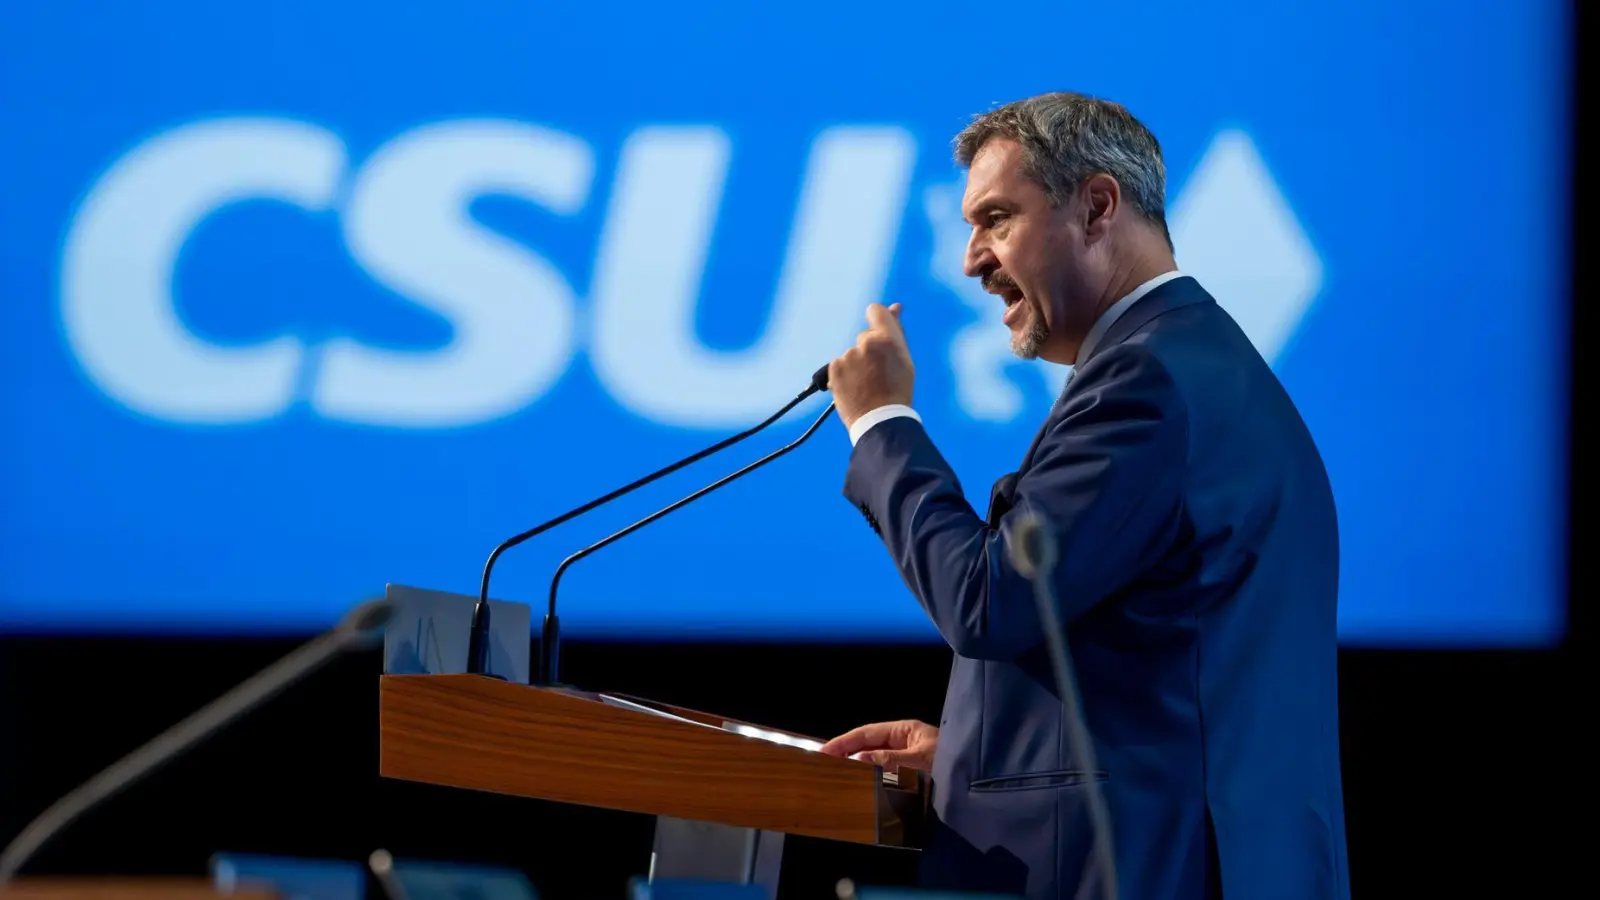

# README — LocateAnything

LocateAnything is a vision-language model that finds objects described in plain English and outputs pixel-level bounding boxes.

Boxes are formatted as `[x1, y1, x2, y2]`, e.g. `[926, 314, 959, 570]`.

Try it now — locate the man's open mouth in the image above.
[1000, 288, 1028, 327]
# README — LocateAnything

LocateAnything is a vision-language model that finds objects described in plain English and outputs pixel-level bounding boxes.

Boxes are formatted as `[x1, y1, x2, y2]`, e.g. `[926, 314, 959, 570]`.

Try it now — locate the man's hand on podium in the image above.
[818, 719, 938, 772]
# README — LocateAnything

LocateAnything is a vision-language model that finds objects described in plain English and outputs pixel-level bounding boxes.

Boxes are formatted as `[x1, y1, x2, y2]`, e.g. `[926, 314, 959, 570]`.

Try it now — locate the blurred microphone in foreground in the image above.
[1007, 512, 1116, 900]
[0, 598, 393, 884]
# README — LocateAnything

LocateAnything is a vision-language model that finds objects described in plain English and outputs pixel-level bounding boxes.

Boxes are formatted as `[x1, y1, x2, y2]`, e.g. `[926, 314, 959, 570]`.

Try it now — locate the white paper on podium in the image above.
[721, 722, 824, 752]
[597, 694, 719, 729]
[595, 695, 826, 753]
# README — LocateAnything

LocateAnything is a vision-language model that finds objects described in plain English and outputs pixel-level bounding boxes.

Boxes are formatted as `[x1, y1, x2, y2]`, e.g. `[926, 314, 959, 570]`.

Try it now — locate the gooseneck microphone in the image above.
[468, 365, 833, 676]
[0, 598, 393, 884]
[1007, 513, 1118, 900]
[539, 399, 836, 686]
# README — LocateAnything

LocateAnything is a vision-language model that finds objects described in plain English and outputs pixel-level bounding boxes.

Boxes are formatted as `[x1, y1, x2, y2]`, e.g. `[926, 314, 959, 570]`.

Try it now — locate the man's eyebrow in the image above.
[963, 198, 1018, 225]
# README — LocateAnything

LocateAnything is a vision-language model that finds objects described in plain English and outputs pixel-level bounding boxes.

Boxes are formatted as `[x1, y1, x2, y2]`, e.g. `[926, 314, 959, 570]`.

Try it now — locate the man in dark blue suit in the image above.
[818, 93, 1349, 899]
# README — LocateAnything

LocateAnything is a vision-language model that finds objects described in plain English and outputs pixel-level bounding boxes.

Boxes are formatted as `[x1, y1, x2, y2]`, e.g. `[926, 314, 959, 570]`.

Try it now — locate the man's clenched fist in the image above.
[827, 303, 915, 432]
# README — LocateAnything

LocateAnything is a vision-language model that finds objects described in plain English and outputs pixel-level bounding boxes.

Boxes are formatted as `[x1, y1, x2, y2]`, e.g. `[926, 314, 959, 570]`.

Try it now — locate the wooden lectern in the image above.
[379, 674, 926, 895]
[0, 879, 275, 898]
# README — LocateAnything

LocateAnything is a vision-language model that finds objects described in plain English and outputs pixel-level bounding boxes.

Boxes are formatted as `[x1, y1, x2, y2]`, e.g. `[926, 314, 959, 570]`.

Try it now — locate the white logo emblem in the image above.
[1168, 129, 1324, 364]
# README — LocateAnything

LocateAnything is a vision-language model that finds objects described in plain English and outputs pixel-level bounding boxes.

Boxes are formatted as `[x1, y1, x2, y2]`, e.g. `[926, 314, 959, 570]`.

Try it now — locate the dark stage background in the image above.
[0, 637, 1584, 897]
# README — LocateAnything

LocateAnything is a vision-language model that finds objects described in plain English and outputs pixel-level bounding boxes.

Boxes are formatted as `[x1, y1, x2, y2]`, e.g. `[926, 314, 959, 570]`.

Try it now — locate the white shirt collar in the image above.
[1076, 269, 1185, 365]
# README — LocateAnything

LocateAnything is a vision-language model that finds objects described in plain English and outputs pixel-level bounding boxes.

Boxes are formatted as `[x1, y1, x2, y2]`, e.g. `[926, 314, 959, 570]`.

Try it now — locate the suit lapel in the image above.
[1020, 375, 1073, 468]
[989, 376, 1071, 525]
[986, 277, 1213, 526]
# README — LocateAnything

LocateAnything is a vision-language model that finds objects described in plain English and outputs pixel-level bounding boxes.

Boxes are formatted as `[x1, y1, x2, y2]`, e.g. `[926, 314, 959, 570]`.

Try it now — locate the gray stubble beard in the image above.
[1010, 301, 1050, 360]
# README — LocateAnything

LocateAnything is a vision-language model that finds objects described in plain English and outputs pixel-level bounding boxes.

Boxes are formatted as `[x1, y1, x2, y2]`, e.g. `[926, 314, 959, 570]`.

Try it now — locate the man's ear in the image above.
[1080, 173, 1121, 239]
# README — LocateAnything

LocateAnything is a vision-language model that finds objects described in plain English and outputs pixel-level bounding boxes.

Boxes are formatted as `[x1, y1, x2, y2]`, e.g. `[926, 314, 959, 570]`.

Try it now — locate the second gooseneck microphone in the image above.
[0, 599, 392, 883]
[539, 398, 835, 686]
[467, 364, 832, 677]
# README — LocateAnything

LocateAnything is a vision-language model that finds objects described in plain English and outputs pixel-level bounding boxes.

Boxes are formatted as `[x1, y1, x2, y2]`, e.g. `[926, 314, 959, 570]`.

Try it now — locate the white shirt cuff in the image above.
[848, 405, 921, 446]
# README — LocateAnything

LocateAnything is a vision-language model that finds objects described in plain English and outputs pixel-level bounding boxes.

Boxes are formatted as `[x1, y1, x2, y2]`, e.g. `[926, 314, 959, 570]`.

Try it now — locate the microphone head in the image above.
[1007, 512, 1058, 578]
[811, 363, 831, 393]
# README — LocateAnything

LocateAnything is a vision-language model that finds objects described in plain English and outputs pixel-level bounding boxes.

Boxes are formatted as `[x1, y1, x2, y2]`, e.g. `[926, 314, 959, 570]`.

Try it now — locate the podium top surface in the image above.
[378, 673, 925, 846]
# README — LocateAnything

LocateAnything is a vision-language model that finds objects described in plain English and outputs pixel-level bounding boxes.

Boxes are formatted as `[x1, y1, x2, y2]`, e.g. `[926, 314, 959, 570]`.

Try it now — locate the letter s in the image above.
[319, 120, 591, 427]
[59, 119, 344, 423]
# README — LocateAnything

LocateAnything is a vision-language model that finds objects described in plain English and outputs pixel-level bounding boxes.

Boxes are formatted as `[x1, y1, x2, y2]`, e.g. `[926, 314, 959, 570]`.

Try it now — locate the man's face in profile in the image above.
[960, 138, 1079, 363]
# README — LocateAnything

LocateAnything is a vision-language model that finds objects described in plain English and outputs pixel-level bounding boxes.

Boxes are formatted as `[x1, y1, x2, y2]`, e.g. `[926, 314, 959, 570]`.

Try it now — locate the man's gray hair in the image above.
[954, 92, 1172, 247]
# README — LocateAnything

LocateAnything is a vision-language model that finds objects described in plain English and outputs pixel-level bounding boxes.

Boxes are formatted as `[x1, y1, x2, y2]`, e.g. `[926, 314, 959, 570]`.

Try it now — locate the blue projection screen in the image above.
[0, 1, 1569, 645]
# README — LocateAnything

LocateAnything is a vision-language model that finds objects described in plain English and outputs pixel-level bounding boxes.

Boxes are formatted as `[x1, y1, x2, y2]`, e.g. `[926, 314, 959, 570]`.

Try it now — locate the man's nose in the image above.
[963, 233, 995, 279]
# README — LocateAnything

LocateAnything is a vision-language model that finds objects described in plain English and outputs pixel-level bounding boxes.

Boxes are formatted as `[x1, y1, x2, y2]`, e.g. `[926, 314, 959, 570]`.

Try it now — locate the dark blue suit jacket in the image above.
[844, 277, 1348, 900]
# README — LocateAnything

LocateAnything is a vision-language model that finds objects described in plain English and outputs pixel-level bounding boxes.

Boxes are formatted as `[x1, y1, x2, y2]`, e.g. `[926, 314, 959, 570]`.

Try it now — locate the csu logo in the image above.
[60, 117, 915, 429]
[60, 118, 1321, 430]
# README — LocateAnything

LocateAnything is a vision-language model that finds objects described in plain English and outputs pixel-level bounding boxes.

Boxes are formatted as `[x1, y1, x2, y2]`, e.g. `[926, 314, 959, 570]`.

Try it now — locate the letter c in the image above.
[59, 118, 346, 423]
